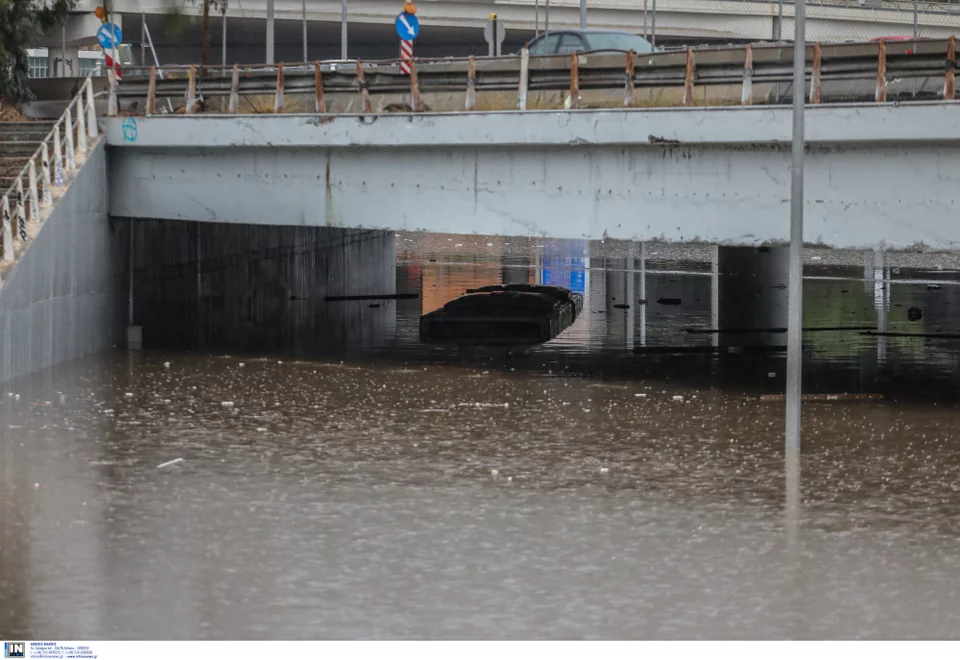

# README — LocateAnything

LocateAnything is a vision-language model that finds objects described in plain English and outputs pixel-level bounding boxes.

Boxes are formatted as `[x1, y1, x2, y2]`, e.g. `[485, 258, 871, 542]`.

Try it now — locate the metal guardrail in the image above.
[107, 36, 958, 116]
[1, 76, 99, 271]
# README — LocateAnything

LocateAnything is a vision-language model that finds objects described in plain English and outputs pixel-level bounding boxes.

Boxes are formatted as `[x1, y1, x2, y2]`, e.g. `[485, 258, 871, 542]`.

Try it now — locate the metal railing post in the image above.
[41, 144, 52, 206]
[465, 56, 476, 111]
[15, 179, 26, 242]
[64, 109, 76, 171]
[27, 160, 39, 224]
[229, 64, 240, 113]
[108, 68, 119, 116]
[147, 67, 157, 114]
[1, 196, 12, 262]
[53, 124, 64, 186]
[275, 63, 285, 113]
[86, 78, 98, 139]
[315, 62, 326, 113]
[76, 100, 88, 154]
[518, 47, 530, 111]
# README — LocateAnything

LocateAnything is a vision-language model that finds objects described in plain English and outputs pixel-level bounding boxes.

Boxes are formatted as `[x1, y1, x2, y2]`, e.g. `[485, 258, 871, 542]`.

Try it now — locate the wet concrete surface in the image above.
[3, 233, 960, 639]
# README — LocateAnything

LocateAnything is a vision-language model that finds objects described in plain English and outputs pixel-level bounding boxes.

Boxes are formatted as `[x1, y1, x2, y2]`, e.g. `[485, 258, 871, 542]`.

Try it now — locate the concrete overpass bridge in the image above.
[34, 0, 960, 71]
[2, 43, 960, 382]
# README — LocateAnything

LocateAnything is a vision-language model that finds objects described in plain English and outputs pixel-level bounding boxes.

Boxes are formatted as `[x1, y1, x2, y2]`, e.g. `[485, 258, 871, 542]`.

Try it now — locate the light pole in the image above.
[341, 0, 348, 60]
[785, 0, 807, 529]
[266, 0, 275, 64]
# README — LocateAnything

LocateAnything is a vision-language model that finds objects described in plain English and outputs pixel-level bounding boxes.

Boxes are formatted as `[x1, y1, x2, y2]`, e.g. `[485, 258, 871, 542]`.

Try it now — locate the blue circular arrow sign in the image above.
[97, 22, 123, 49]
[395, 12, 419, 40]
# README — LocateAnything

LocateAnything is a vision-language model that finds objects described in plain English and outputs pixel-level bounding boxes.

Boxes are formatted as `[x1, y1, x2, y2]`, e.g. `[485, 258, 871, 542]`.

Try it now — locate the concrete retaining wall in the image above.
[0, 141, 128, 384]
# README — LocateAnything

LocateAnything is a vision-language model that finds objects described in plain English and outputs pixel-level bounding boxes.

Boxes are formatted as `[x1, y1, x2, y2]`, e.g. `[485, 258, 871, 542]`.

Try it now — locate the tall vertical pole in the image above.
[62, 24, 68, 76]
[785, 0, 806, 535]
[912, 0, 919, 97]
[778, 0, 784, 41]
[341, 0, 348, 60]
[266, 0, 275, 64]
[535, 0, 540, 37]
[222, 8, 227, 66]
[651, 0, 657, 48]
[545, 0, 550, 34]
[580, 0, 587, 29]
[643, 0, 648, 40]
[302, 0, 308, 61]
[141, 14, 146, 68]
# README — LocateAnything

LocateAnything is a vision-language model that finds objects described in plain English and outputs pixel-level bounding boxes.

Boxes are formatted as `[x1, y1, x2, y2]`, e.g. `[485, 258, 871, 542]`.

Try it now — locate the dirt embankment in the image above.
[0, 99, 31, 122]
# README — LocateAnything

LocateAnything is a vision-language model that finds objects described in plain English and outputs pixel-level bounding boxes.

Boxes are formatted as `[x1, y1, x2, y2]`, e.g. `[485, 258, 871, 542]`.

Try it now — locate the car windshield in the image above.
[584, 32, 655, 53]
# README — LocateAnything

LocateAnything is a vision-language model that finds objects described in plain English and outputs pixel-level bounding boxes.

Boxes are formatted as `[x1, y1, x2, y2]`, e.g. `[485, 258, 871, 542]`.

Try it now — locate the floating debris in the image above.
[672, 395, 685, 402]
[759, 393, 884, 402]
[157, 457, 185, 469]
[221, 401, 235, 409]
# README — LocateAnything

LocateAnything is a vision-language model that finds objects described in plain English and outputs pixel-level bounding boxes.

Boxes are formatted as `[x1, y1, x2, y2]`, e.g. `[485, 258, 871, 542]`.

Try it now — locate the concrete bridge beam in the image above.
[104, 105, 960, 252]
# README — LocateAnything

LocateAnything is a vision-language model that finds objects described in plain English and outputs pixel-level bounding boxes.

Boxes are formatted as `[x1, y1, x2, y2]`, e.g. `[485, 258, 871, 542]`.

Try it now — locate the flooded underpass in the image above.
[3, 232, 960, 639]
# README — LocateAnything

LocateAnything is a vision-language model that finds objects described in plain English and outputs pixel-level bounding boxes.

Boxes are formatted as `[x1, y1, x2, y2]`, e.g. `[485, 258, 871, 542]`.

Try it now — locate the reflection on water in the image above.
[3, 233, 960, 639]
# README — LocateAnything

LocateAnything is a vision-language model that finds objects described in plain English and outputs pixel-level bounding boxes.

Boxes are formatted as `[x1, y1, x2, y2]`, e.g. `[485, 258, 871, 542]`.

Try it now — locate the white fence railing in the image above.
[2, 76, 99, 267]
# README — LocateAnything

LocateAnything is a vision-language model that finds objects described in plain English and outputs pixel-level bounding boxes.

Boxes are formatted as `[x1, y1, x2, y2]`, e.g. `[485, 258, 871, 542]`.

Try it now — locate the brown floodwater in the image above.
[2, 234, 960, 639]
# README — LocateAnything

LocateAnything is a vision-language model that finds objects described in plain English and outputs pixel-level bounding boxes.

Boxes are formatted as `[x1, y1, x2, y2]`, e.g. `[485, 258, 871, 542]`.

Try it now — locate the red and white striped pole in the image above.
[105, 51, 123, 80]
[400, 39, 413, 75]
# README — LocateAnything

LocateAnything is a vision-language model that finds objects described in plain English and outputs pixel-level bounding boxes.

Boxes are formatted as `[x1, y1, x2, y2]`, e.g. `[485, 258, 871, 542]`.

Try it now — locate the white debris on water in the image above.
[221, 401, 235, 409]
[490, 469, 499, 477]
[157, 457, 185, 469]
[125, 392, 134, 398]
[256, 427, 267, 432]
[635, 393, 647, 398]
[600, 467, 610, 474]
[672, 395, 684, 402]
[239, 363, 245, 367]
[164, 362, 171, 368]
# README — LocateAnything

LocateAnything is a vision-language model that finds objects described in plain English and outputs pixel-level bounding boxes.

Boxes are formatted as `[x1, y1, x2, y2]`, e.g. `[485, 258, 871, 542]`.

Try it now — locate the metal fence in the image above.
[110, 36, 957, 117]
[1, 77, 99, 277]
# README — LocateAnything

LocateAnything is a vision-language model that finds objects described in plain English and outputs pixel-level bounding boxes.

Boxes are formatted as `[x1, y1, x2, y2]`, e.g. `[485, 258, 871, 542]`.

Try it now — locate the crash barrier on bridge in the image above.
[1, 76, 100, 280]
[109, 36, 957, 116]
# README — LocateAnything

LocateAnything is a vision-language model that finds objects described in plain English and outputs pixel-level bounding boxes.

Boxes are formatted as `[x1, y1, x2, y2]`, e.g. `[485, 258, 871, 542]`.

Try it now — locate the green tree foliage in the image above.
[0, 0, 77, 106]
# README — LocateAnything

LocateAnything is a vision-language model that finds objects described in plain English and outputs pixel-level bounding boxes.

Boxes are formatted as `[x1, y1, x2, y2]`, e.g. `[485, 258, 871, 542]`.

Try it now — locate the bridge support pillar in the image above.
[716, 246, 790, 348]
